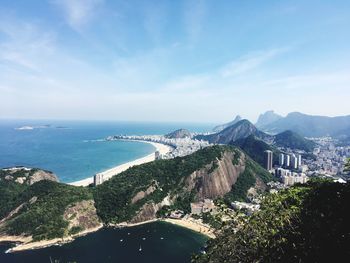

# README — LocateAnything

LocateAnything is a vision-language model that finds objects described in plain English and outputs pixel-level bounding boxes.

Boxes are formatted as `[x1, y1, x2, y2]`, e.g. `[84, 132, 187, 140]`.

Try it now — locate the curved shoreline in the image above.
[1, 218, 214, 253]
[69, 141, 172, 187]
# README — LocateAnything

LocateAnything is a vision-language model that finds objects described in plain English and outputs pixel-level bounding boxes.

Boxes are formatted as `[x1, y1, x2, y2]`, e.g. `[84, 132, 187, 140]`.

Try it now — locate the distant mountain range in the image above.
[255, 110, 282, 129]
[198, 118, 316, 152]
[212, 115, 242, 132]
[258, 111, 350, 137]
[197, 120, 272, 144]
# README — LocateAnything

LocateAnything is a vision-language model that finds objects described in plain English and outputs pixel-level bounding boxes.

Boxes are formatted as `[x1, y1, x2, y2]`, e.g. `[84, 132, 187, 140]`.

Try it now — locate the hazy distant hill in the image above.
[197, 120, 272, 144]
[231, 135, 280, 167]
[260, 112, 350, 137]
[255, 110, 282, 129]
[212, 115, 242, 132]
[274, 130, 316, 152]
[165, 128, 191, 139]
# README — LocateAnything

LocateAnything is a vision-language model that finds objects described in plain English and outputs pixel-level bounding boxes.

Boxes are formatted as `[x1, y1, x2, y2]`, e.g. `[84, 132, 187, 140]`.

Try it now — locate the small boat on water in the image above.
[142, 237, 146, 240]
[120, 239, 123, 242]
[160, 237, 164, 240]
[139, 245, 142, 252]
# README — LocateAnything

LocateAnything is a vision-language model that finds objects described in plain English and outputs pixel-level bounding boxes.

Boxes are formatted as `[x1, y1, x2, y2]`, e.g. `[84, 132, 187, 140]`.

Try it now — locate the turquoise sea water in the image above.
[0, 120, 212, 262]
[0, 120, 212, 183]
[0, 222, 208, 263]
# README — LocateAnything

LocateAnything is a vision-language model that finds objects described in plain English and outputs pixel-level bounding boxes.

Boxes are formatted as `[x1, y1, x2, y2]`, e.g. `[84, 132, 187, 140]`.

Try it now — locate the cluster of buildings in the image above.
[265, 150, 309, 186]
[275, 168, 309, 186]
[107, 134, 211, 159]
[190, 199, 216, 215]
[231, 201, 260, 214]
[304, 137, 350, 176]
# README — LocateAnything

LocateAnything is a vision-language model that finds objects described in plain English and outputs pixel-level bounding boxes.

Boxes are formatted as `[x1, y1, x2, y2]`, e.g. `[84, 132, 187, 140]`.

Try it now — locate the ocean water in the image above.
[0, 221, 208, 263]
[0, 120, 213, 183]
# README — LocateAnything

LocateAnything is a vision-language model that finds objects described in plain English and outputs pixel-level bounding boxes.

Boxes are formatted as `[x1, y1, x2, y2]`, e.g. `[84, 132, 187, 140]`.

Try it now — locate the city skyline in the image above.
[1, 0, 350, 122]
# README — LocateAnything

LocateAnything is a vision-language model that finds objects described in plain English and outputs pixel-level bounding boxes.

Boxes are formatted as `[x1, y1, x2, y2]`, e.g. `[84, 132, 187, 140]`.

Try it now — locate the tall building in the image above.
[285, 155, 290, 167]
[279, 153, 285, 166]
[94, 173, 104, 186]
[265, 150, 273, 171]
[291, 154, 298, 170]
[155, 150, 161, 160]
[297, 154, 302, 167]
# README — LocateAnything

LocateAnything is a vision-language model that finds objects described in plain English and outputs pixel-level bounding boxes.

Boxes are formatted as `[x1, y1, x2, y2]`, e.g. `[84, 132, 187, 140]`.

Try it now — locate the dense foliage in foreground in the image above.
[192, 180, 350, 263]
[0, 179, 92, 241]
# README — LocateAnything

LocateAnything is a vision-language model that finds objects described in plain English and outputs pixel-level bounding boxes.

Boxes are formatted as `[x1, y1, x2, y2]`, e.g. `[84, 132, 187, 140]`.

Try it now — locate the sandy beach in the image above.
[69, 141, 172, 187]
[2, 224, 103, 253]
[115, 218, 215, 239]
[163, 218, 215, 238]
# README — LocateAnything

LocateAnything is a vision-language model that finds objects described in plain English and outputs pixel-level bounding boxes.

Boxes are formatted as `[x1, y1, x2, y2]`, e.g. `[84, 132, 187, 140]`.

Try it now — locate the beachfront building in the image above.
[155, 150, 161, 160]
[94, 173, 104, 186]
[190, 199, 216, 215]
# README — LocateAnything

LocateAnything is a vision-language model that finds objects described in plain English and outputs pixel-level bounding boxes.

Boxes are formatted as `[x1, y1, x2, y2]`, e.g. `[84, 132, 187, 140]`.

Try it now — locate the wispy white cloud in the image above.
[52, 0, 104, 31]
[221, 47, 291, 77]
[184, 0, 207, 45]
[0, 16, 55, 72]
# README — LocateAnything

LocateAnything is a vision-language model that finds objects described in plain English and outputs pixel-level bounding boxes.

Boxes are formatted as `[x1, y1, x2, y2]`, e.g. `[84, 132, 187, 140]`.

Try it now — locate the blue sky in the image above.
[0, 0, 349, 123]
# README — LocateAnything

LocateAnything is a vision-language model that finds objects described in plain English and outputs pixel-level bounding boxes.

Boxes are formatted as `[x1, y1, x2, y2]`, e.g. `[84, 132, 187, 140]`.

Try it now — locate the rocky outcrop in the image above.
[0, 167, 58, 185]
[63, 200, 101, 233]
[29, 170, 58, 185]
[130, 202, 160, 223]
[131, 183, 158, 204]
[185, 151, 246, 200]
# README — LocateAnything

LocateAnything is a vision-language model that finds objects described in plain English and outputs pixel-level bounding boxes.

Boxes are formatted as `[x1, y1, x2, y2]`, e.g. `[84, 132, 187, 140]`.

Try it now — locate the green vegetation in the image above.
[231, 135, 280, 167]
[274, 130, 316, 152]
[0, 179, 92, 241]
[345, 158, 350, 172]
[224, 159, 271, 203]
[193, 180, 350, 262]
[201, 212, 222, 230]
[0, 145, 272, 243]
[93, 145, 233, 223]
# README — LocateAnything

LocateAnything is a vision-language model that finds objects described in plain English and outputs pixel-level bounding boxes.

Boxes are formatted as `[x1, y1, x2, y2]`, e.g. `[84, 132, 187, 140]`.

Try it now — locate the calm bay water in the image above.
[0, 222, 208, 263]
[0, 120, 212, 262]
[0, 120, 213, 183]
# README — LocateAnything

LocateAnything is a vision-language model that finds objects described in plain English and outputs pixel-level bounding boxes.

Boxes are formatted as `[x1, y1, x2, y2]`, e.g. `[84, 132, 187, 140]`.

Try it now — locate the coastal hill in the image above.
[231, 135, 280, 167]
[274, 130, 316, 152]
[196, 120, 273, 144]
[165, 128, 192, 139]
[212, 115, 242, 133]
[0, 168, 101, 247]
[259, 111, 350, 137]
[0, 146, 271, 250]
[94, 145, 271, 224]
